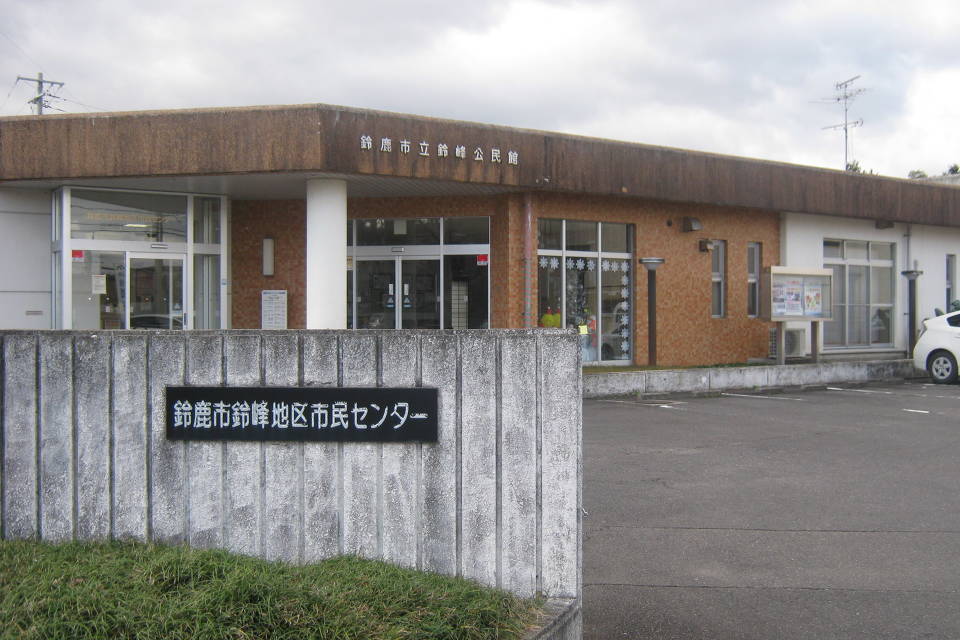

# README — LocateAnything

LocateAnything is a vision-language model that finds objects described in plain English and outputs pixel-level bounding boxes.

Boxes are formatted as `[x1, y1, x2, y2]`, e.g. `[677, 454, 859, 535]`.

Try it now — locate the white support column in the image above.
[306, 179, 348, 329]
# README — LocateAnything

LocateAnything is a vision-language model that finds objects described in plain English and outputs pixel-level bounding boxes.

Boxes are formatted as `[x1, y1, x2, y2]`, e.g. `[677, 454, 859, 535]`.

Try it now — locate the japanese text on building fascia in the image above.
[171, 399, 427, 430]
[359, 135, 519, 165]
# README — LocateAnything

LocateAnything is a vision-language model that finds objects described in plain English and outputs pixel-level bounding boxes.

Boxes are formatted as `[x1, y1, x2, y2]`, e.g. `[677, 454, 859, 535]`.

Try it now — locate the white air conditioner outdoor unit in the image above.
[768, 327, 806, 358]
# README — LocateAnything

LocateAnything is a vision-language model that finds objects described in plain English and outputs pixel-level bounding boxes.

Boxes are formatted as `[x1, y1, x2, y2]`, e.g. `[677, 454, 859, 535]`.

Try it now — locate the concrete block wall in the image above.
[0, 329, 582, 600]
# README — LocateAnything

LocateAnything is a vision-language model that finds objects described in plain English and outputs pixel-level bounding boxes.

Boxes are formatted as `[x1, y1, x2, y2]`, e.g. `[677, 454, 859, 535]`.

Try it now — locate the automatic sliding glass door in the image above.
[71, 251, 184, 329]
[127, 253, 185, 329]
[401, 259, 440, 329]
[354, 257, 440, 329]
[355, 259, 397, 329]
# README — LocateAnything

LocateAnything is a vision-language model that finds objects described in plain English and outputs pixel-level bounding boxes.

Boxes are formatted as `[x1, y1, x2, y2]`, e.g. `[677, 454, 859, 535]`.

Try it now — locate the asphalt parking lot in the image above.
[583, 381, 960, 639]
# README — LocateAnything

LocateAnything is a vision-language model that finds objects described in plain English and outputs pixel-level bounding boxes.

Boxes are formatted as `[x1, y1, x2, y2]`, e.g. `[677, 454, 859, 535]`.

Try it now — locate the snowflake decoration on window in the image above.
[576, 258, 585, 270]
[619, 315, 629, 325]
[621, 275, 629, 285]
[602, 260, 611, 272]
[621, 340, 630, 352]
[620, 261, 630, 272]
[620, 288, 629, 298]
[539, 256, 549, 268]
[550, 257, 559, 270]
[587, 260, 596, 271]
[621, 328, 630, 338]
[566, 258, 575, 270]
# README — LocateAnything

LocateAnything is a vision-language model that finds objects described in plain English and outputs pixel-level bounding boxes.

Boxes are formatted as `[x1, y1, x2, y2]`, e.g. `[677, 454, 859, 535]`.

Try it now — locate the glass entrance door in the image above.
[354, 257, 440, 329]
[128, 254, 185, 329]
[401, 259, 440, 329]
[355, 259, 397, 329]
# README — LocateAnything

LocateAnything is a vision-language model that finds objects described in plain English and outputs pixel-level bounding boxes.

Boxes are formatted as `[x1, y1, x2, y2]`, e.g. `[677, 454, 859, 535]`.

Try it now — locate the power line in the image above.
[0, 77, 19, 112]
[56, 88, 110, 113]
[0, 28, 44, 71]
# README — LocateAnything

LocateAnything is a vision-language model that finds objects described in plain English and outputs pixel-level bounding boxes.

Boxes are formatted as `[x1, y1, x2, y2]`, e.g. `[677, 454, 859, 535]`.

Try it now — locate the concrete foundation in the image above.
[583, 359, 920, 398]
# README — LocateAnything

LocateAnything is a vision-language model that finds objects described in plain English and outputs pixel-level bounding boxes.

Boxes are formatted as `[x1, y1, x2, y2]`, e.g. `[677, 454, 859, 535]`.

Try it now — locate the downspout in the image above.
[903, 224, 912, 271]
[903, 223, 912, 350]
[523, 193, 534, 327]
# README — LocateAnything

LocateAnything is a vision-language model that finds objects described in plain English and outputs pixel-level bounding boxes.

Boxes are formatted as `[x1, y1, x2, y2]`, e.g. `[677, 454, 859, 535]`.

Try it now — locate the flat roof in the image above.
[3, 102, 960, 226]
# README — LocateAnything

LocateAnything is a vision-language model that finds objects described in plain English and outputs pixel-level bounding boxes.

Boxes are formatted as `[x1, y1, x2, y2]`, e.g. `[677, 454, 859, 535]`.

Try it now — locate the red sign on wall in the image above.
[477, 254, 488, 266]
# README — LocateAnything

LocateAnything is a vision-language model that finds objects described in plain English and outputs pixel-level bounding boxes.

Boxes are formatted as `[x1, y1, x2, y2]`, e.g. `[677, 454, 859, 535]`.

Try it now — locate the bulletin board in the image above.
[761, 267, 833, 322]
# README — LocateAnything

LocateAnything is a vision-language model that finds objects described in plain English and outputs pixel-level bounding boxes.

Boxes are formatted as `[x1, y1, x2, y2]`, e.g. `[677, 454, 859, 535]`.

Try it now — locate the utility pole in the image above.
[821, 75, 864, 170]
[16, 72, 64, 115]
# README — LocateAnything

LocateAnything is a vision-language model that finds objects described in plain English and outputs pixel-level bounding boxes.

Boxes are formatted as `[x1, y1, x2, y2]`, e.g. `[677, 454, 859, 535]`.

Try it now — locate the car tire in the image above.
[927, 350, 959, 384]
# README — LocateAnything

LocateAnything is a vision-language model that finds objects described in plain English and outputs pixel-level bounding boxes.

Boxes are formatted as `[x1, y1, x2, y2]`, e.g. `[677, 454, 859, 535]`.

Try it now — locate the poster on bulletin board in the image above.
[762, 268, 833, 322]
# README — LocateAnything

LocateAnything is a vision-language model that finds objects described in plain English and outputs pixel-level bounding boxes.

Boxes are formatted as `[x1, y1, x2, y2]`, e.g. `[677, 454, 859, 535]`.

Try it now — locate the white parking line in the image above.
[827, 387, 894, 394]
[903, 408, 930, 414]
[595, 399, 687, 410]
[722, 393, 806, 401]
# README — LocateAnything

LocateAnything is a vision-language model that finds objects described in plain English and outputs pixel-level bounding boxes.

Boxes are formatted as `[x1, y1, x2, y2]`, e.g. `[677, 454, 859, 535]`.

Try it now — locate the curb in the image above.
[583, 359, 922, 399]
[524, 598, 581, 640]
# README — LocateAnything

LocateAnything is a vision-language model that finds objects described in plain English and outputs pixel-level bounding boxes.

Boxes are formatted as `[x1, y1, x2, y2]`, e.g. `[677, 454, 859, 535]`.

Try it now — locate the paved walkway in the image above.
[582, 381, 960, 639]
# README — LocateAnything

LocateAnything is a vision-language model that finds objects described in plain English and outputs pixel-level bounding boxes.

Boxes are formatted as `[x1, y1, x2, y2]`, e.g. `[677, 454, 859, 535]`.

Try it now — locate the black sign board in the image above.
[165, 386, 438, 443]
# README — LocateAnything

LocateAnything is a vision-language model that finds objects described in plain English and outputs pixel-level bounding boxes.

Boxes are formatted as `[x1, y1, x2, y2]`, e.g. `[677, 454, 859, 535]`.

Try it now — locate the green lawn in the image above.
[0, 540, 542, 640]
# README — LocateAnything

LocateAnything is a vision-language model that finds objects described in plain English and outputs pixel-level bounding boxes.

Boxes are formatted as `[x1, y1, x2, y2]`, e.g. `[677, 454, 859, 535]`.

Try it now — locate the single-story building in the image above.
[2, 103, 959, 367]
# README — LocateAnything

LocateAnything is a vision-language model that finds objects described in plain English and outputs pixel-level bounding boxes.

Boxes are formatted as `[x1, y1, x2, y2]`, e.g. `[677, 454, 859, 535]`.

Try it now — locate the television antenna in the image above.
[820, 75, 865, 169]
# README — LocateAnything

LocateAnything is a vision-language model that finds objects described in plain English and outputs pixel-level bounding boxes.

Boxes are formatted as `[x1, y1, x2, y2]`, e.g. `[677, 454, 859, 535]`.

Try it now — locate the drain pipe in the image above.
[902, 268, 923, 354]
[903, 224, 912, 269]
[523, 193, 534, 327]
[903, 224, 914, 350]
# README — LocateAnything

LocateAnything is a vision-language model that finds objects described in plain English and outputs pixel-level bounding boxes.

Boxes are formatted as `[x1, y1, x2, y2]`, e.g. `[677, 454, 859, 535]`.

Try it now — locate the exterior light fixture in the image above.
[698, 239, 715, 252]
[262, 237, 275, 276]
[639, 258, 666, 366]
[682, 217, 702, 232]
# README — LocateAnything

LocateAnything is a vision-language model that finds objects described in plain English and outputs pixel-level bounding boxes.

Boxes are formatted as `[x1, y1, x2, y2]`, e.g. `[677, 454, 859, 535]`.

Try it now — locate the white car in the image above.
[913, 310, 960, 383]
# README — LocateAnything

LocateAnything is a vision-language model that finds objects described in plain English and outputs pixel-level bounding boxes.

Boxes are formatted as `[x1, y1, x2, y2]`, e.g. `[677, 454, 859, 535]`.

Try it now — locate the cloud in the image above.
[2, 0, 959, 177]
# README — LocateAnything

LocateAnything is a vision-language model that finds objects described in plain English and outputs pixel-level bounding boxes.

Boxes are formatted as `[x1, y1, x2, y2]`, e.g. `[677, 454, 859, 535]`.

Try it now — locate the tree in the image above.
[908, 169, 928, 179]
[846, 160, 862, 173]
[947, 164, 960, 175]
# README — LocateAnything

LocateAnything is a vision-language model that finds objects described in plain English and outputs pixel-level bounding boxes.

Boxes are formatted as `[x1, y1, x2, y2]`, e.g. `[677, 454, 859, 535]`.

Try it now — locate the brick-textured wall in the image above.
[231, 200, 307, 329]
[230, 192, 779, 365]
[528, 193, 780, 367]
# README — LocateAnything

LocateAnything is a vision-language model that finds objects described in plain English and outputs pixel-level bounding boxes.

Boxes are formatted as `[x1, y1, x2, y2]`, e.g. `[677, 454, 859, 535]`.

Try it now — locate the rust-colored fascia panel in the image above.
[0, 105, 326, 180]
[4, 103, 960, 228]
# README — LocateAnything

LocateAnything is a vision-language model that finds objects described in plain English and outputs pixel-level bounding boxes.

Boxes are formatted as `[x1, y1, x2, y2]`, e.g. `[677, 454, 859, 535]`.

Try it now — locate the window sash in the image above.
[537, 220, 633, 362]
[711, 240, 726, 317]
[747, 242, 760, 317]
[823, 241, 894, 347]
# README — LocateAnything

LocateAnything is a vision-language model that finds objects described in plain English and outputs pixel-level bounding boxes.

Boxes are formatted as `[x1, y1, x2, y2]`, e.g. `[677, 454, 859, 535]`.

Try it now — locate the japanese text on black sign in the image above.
[165, 387, 438, 443]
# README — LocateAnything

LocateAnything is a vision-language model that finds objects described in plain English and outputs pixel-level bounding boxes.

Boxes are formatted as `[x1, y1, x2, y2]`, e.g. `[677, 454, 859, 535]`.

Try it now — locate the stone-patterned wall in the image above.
[0, 329, 581, 600]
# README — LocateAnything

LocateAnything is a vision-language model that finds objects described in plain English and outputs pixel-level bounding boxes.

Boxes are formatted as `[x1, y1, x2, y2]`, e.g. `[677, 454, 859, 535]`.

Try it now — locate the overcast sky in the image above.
[2, 0, 958, 178]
